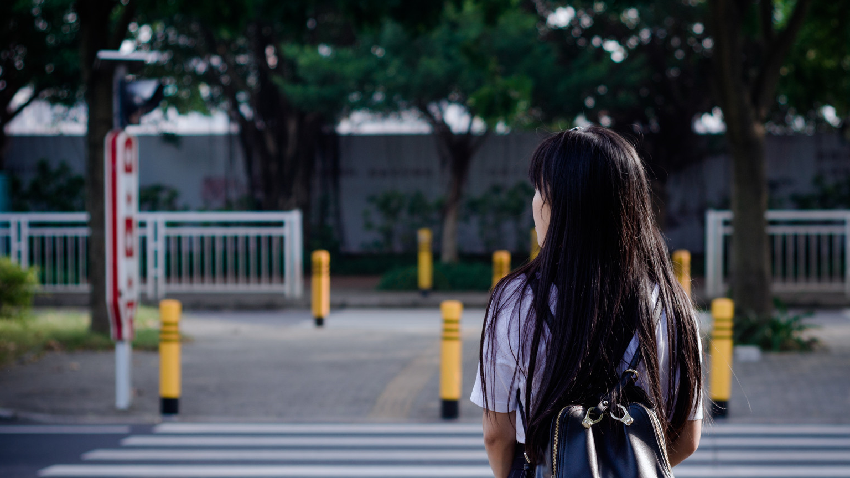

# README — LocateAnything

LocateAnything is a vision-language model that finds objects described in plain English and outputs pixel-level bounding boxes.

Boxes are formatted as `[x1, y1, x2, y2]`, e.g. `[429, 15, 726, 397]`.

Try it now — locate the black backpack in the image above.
[519, 300, 673, 478]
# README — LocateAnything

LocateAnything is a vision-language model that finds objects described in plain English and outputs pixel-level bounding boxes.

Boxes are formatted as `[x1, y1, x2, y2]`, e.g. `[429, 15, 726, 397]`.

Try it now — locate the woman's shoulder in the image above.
[491, 274, 532, 308]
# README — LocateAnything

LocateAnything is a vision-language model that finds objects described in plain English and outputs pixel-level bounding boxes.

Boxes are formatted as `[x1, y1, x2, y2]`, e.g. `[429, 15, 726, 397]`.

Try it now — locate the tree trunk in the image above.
[728, 121, 772, 317]
[0, 128, 8, 172]
[79, 0, 115, 335]
[439, 142, 473, 264]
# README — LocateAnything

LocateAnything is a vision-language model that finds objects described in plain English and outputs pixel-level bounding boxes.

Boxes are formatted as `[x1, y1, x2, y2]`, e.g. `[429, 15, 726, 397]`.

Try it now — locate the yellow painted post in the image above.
[672, 250, 692, 298]
[492, 250, 511, 288]
[530, 229, 540, 261]
[710, 298, 734, 418]
[312, 250, 330, 327]
[440, 300, 463, 419]
[418, 228, 433, 296]
[159, 299, 182, 415]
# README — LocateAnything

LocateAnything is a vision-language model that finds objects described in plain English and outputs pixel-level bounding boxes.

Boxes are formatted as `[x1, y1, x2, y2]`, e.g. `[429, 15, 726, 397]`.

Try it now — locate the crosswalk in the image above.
[36, 423, 850, 477]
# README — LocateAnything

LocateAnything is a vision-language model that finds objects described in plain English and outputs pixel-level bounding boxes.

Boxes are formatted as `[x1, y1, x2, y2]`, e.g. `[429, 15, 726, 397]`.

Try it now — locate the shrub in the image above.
[377, 262, 492, 291]
[0, 258, 39, 319]
[733, 300, 818, 351]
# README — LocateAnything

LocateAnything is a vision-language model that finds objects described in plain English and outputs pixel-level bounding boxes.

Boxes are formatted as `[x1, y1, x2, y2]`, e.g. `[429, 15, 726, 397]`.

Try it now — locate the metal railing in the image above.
[0, 211, 303, 299]
[705, 210, 850, 298]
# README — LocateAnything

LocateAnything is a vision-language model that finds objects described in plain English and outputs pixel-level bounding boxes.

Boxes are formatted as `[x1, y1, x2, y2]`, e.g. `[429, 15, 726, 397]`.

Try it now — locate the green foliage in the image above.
[734, 300, 818, 352]
[0, 0, 81, 119]
[0, 257, 38, 320]
[790, 174, 850, 209]
[377, 262, 491, 291]
[330, 253, 417, 276]
[362, 190, 441, 252]
[361, 4, 546, 129]
[465, 181, 534, 252]
[775, 2, 850, 130]
[0, 306, 172, 367]
[10, 159, 85, 212]
[140, 184, 182, 211]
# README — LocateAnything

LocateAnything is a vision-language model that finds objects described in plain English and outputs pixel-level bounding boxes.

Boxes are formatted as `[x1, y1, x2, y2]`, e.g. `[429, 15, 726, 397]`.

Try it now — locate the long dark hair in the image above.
[479, 126, 702, 463]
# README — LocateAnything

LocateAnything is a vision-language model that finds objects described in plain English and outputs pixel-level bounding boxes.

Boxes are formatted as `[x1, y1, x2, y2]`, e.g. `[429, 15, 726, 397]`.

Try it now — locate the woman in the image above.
[470, 126, 704, 477]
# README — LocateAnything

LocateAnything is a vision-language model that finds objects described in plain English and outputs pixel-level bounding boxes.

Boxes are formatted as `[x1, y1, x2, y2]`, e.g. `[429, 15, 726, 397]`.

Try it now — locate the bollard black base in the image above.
[315, 317, 324, 328]
[711, 400, 728, 418]
[161, 397, 179, 415]
[420, 289, 430, 298]
[441, 400, 459, 419]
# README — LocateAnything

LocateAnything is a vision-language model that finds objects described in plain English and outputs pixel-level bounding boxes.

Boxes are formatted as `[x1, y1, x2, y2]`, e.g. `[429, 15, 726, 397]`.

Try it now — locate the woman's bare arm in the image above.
[667, 419, 702, 467]
[482, 410, 517, 478]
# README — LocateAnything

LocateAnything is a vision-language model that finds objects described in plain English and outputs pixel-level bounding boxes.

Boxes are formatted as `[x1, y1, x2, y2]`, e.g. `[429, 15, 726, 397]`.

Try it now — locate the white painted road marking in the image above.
[37, 422, 850, 478]
[0, 425, 131, 435]
[37, 464, 850, 478]
[83, 449, 489, 461]
[153, 423, 483, 435]
[122, 435, 485, 447]
[39, 464, 495, 477]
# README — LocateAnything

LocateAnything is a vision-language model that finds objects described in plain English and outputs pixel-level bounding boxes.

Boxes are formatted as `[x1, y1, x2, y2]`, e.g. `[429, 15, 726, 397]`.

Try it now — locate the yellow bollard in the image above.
[492, 250, 511, 288]
[418, 228, 433, 296]
[530, 229, 541, 261]
[159, 299, 182, 415]
[440, 300, 463, 419]
[710, 298, 734, 418]
[672, 250, 692, 298]
[312, 250, 330, 327]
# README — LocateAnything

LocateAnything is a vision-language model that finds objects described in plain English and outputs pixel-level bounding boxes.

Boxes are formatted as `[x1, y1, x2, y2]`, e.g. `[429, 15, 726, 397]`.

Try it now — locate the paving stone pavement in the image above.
[0, 307, 848, 425]
[724, 309, 850, 424]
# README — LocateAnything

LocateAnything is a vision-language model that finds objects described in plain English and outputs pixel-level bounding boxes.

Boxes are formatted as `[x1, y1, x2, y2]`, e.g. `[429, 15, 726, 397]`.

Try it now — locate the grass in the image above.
[0, 306, 180, 368]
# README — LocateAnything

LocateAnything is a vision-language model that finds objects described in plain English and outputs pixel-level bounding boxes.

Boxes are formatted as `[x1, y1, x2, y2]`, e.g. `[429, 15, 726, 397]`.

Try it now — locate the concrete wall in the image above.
[6, 131, 849, 254]
[6, 134, 247, 210]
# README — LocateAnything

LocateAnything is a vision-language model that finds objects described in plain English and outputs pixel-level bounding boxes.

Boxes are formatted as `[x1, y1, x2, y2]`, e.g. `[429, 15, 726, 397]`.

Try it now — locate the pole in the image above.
[115, 340, 131, 410]
[492, 250, 511, 288]
[312, 250, 330, 327]
[672, 250, 692, 298]
[710, 298, 734, 418]
[418, 228, 433, 296]
[112, 64, 126, 130]
[159, 299, 182, 415]
[112, 63, 130, 411]
[440, 300, 463, 419]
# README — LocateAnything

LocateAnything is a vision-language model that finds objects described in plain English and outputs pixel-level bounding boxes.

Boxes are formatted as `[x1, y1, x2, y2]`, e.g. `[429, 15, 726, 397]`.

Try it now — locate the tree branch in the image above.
[6, 87, 45, 123]
[759, 0, 775, 45]
[751, 0, 813, 119]
[708, 0, 742, 112]
[108, 0, 137, 50]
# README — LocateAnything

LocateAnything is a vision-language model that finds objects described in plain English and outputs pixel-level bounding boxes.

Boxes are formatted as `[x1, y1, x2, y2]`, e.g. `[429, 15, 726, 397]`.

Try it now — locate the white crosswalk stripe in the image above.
[37, 423, 850, 477]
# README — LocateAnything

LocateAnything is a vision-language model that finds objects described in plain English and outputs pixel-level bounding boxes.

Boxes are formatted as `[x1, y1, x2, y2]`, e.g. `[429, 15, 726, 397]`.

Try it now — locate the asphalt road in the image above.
[0, 425, 147, 478]
[5, 422, 850, 477]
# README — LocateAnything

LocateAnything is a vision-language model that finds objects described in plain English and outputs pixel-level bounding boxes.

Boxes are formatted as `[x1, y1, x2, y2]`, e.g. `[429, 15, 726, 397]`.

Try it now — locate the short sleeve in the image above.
[689, 317, 705, 420]
[470, 301, 521, 413]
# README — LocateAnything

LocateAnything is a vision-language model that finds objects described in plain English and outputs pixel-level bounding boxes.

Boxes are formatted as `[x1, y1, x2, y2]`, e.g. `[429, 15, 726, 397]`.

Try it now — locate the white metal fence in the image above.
[0, 211, 303, 299]
[705, 210, 850, 298]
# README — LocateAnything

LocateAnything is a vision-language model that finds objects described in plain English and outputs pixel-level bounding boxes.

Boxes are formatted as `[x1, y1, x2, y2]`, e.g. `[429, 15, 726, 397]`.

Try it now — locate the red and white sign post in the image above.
[105, 130, 139, 410]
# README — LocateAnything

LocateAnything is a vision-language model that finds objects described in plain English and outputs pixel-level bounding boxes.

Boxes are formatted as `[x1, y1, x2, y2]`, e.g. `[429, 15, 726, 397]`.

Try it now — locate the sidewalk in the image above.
[1, 304, 848, 425]
[35, 275, 850, 310]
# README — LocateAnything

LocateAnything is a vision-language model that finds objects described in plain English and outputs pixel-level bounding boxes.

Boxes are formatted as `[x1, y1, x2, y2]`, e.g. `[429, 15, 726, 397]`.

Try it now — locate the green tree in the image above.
[535, 1, 845, 320]
[364, 4, 549, 262]
[773, 2, 850, 134]
[707, 0, 814, 319]
[1, 0, 79, 170]
[532, 1, 717, 226]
